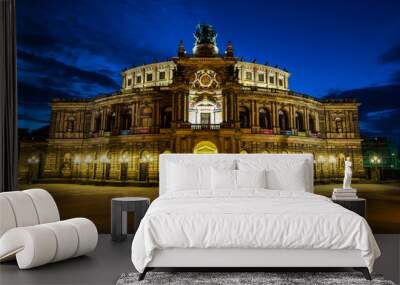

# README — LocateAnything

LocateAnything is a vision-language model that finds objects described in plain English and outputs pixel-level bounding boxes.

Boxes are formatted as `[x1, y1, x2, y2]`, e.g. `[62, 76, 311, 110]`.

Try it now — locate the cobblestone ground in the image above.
[19, 182, 400, 233]
[315, 183, 400, 233]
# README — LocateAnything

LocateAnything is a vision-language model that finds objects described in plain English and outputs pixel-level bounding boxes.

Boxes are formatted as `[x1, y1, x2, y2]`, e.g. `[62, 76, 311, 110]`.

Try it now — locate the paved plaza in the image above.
[19, 182, 400, 233]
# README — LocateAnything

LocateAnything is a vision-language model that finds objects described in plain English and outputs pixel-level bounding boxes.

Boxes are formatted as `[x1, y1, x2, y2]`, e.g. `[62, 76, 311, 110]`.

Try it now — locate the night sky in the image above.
[17, 0, 400, 143]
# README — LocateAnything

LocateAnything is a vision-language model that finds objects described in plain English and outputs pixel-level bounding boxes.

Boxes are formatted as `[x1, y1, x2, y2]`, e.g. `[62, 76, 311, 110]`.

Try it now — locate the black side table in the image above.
[111, 197, 150, 241]
[332, 198, 366, 218]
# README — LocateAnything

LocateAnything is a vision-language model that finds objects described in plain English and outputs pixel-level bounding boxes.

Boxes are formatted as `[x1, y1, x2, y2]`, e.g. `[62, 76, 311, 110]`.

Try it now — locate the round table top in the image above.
[112, 197, 150, 202]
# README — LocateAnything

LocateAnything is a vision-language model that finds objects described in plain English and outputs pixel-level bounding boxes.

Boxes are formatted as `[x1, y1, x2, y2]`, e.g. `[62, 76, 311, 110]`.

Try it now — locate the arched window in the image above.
[106, 112, 116, 131]
[239, 106, 250, 128]
[66, 117, 75, 132]
[94, 113, 101, 132]
[161, 106, 172, 128]
[278, 109, 289, 130]
[335, 118, 343, 133]
[141, 106, 153, 128]
[295, 112, 304, 131]
[121, 109, 132, 130]
[309, 114, 316, 133]
[259, 108, 271, 129]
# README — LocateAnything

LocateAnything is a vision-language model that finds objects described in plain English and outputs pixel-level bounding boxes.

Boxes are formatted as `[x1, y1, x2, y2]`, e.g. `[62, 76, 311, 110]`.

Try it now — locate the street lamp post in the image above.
[119, 154, 129, 182]
[85, 155, 92, 179]
[318, 155, 325, 181]
[313, 159, 317, 179]
[73, 155, 81, 179]
[328, 155, 336, 181]
[100, 155, 111, 181]
[27, 155, 40, 184]
[370, 155, 381, 183]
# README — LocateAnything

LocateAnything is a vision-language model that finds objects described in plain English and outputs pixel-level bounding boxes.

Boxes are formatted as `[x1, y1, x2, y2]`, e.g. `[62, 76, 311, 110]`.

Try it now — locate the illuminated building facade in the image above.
[19, 24, 364, 183]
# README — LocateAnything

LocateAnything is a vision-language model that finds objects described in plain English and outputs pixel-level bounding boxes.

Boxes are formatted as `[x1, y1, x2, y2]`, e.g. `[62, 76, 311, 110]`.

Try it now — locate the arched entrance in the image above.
[120, 151, 129, 181]
[193, 141, 218, 154]
[139, 151, 151, 181]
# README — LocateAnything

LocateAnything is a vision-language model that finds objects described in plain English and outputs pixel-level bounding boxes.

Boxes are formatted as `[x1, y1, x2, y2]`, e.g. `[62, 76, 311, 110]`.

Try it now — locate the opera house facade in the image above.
[19, 25, 363, 183]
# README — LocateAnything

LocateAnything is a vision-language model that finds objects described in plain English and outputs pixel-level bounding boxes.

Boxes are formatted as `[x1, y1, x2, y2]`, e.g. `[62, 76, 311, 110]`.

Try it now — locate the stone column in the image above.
[304, 107, 309, 134]
[272, 102, 279, 134]
[89, 111, 95, 132]
[233, 94, 239, 128]
[183, 93, 188, 122]
[250, 100, 254, 127]
[100, 108, 106, 131]
[131, 102, 137, 130]
[254, 101, 259, 127]
[222, 93, 227, 123]
[171, 92, 177, 128]
[229, 93, 234, 122]
[152, 100, 160, 133]
[290, 105, 296, 133]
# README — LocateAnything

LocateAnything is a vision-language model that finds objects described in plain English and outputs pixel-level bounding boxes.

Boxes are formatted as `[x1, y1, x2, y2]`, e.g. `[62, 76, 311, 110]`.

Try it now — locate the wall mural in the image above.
[17, 10, 400, 234]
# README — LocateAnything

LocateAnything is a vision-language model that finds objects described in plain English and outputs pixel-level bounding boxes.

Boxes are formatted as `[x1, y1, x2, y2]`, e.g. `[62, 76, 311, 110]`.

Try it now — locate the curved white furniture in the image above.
[0, 189, 98, 269]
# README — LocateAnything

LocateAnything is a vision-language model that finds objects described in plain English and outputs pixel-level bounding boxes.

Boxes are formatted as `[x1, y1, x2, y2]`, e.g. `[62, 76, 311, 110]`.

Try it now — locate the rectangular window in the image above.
[146, 73, 153, 82]
[258, 73, 265, 82]
[159, 71, 166, 80]
[127, 78, 132, 86]
[136, 75, 142, 83]
[279, 78, 283, 86]
[269, 76, 275, 84]
[246, 71, 252, 80]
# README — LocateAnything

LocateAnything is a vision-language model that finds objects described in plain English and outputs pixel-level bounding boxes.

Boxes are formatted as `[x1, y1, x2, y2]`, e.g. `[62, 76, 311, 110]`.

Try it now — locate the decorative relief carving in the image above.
[191, 69, 220, 89]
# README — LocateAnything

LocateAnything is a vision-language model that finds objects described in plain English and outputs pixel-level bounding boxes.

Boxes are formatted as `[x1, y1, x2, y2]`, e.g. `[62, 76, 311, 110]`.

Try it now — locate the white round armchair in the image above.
[0, 189, 98, 269]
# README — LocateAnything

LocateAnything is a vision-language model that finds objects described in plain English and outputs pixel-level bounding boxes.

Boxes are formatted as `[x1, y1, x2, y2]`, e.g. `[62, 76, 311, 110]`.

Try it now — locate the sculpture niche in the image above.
[192, 24, 219, 57]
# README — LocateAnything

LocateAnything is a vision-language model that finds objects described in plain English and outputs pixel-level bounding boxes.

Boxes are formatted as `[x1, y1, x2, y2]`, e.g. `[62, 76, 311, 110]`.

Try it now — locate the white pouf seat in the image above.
[0, 189, 98, 269]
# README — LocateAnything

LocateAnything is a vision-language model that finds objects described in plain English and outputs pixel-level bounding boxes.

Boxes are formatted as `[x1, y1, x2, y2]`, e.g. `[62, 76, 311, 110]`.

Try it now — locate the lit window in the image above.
[127, 78, 132, 86]
[246, 72, 252, 80]
[269, 76, 275, 84]
[136, 75, 142, 83]
[159, 71, 166, 80]
[279, 78, 283, 86]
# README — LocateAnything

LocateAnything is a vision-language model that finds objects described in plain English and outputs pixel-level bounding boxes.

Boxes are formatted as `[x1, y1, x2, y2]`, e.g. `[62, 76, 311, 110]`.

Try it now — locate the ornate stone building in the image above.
[19, 24, 363, 183]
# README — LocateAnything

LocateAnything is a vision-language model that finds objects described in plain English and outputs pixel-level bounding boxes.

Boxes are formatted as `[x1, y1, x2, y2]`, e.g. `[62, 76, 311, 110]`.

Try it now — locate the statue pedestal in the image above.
[332, 188, 358, 200]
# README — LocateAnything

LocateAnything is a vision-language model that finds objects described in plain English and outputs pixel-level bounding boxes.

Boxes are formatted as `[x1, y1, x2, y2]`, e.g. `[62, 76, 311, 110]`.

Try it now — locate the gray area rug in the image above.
[116, 272, 396, 285]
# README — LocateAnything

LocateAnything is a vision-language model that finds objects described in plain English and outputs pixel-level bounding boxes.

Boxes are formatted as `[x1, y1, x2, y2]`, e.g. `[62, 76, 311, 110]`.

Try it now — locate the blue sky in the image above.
[16, 0, 400, 142]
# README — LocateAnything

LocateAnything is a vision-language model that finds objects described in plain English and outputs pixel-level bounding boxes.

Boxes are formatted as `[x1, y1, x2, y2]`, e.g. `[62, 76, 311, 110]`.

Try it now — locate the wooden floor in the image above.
[0, 235, 399, 285]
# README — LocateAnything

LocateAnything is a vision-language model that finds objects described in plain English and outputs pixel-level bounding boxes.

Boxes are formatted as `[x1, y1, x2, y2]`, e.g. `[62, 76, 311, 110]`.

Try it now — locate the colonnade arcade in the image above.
[85, 93, 320, 138]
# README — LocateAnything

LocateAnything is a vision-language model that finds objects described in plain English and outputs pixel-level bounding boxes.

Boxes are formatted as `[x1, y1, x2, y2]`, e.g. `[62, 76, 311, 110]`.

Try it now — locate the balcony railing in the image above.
[259, 129, 273, 135]
[280, 130, 292, 136]
[310, 132, 321, 138]
[191, 124, 220, 130]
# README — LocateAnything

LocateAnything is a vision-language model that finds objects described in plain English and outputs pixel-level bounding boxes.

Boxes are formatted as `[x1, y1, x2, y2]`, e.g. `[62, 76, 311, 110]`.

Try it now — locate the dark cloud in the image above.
[18, 114, 49, 124]
[18, 50, 119, 89]
[362, 108, 400, 133]
[17, 33, 61, 52]
[18, 81, 74, 108]
[326, 84, 400, 115]
[380, 44, 400, 64]
[390, 70, 400, 83]
[17, 81, 72, 129]
[325, 84, 400, 139]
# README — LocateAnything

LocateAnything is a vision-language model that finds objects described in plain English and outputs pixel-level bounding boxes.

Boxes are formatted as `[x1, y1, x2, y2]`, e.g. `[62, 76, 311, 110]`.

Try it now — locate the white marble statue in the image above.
[343, 156, 352, 189]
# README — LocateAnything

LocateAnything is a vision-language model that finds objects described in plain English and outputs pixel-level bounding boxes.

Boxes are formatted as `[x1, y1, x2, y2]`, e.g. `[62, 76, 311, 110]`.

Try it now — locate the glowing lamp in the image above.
[328, 155, 336, 164]
[73, 156, 81, 164]
[85, 155, 93, 164]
